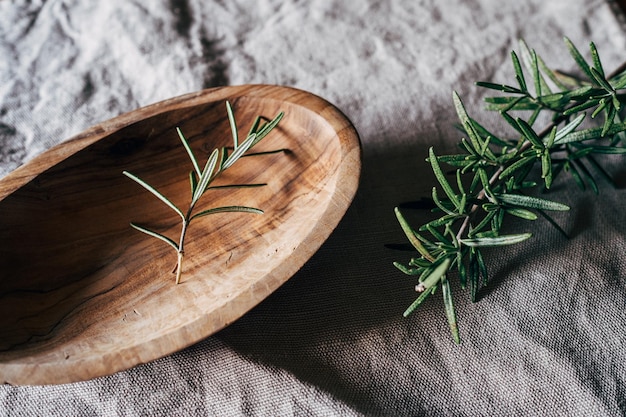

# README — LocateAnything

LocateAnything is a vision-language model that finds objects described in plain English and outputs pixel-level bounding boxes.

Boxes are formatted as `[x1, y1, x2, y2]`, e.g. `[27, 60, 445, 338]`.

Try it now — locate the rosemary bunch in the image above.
[394, 38, 626, 343]
[124, 101, 284, 284]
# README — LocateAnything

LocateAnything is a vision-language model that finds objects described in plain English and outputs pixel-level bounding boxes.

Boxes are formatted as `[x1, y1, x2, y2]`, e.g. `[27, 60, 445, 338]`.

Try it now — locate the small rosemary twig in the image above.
[124, 101, 284, 284]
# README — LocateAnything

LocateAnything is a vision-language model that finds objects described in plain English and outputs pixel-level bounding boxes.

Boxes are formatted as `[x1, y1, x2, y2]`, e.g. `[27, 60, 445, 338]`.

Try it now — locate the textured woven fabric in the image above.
[1, 0, 626, 415]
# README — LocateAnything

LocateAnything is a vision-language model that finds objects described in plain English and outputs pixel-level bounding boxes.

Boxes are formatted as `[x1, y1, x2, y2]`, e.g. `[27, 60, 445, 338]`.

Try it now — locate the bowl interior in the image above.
[0, 86, 359, 385]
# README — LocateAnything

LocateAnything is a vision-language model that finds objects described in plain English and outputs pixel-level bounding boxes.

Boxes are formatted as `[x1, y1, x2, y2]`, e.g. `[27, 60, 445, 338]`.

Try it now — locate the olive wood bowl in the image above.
[0, 85, 361, 385]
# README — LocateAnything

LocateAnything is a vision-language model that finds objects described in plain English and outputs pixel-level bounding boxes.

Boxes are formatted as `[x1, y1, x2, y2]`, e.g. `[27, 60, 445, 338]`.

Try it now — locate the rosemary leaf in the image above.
[504, 207, 538, 220]
[516, 118, 544, 149]
[441, 275, 460, 344]
[475, 81, 524, 94]
[459, 233, 532, 247]
[602, 105, 617, 137]
[590, 42, 604, 77]
[586, 145, 626, 154]
[468, 250, 479, 302]
[226, 100, 239, 150]
[541, 149, 553, 188]
[403, 286, 436, 317]
[484, 96, 537, 112]
[590, 67, 614, 93]
[429, 147, 461, 209]
[436, 154, 476, 167]
[498, 155, 536, 180]
[192, 148, 219, 205]
[177, 127, 202, 177]
[431, 187, 457, 216]
[189, 170, 198, 196]
[247, 115, 262, 138]
[519, 39, 552, 95]
[453, 90, 471, 125]
[191, 205, 264, 221]
[395, 207, 435, 261]
[554, 113, 586, 142]
[394, 262, 421, 276]
[130, 223, 179, 251]
[531, 49, 542, 97]
[123, 171, 184, 220]
[511, 50, 527, 93]
[207, 183, 267, 190]
[555, 122, 626, 144]
[564, 37, 595, 81]
[222, 133, 257, 170]
[252, 111, 285, 146]
[475, 248, 488, 287]
[496, 193, 569, 211]
[416, 257, 452, 292]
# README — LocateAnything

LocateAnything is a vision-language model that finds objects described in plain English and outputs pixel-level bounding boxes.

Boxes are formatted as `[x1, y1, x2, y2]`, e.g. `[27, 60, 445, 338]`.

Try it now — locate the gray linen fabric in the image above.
[1, 0, 626, 415]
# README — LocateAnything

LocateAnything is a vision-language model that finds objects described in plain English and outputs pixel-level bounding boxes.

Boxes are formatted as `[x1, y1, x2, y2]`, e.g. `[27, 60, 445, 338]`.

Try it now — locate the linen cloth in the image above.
[1, 0, 626, 415]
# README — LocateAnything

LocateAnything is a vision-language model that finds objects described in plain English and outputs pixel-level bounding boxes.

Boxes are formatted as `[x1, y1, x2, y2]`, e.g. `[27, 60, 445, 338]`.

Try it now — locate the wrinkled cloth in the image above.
[1, 0, 626, 416]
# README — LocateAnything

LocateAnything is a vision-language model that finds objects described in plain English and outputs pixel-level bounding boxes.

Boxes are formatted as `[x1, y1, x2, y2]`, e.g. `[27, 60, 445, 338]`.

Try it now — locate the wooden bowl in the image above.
[0, 85, 361, 385]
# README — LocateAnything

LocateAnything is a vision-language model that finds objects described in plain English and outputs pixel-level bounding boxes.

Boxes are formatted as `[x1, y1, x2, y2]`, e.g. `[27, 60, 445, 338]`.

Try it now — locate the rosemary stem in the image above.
[176, 251, 184, 285]
[455, 165, 503, 242]
[176, 218, 190, 285]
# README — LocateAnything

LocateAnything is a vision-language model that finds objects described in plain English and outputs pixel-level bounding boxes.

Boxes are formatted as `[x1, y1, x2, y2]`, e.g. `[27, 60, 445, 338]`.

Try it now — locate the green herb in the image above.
[124, 101, 284, 284]
[394, 38, 626, 343]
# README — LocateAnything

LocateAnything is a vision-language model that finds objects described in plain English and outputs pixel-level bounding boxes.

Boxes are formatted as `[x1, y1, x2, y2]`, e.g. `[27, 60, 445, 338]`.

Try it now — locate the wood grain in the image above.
[0, 85, 361, 385]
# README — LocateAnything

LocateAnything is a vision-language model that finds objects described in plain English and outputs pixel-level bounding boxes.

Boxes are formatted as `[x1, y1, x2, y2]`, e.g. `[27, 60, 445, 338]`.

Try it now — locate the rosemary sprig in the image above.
[124, 101, 284, 284]
[394, 38, 626, 343]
